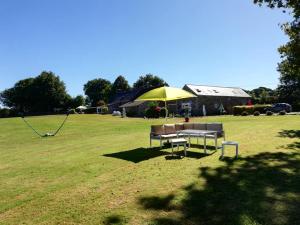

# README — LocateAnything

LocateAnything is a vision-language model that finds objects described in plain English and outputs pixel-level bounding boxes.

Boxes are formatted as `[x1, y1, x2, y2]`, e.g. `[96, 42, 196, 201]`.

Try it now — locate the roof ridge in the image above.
[185, 84, 243, 89]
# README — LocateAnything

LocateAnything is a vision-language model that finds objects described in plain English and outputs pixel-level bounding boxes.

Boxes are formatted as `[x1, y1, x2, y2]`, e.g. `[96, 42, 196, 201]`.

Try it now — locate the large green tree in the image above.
[31, 71, 69, 112]
[0, 71, 69, 113]
[133, 74, 168, 89]
[248, 86, 278, 104]
[83, 78, 112, 106]
[111, 75, 131, 96]
[0, 78, 34, 111]
[254, 0, 300, 109]
[67, 95, 85, 109]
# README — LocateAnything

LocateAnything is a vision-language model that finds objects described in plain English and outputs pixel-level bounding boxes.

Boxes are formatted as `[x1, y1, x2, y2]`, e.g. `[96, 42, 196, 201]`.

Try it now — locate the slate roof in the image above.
[184, 84, 251, 98]
[120, 101, 146, 108]
[108, 86, 161, 110]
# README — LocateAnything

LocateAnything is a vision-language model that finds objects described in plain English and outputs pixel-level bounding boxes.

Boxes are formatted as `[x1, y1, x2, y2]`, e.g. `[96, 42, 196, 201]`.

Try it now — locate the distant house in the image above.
[182, 84, 251, 115]
[108, 86, 159, 115]
[119, 100, 148, 117]
[109, 84, 251, 117]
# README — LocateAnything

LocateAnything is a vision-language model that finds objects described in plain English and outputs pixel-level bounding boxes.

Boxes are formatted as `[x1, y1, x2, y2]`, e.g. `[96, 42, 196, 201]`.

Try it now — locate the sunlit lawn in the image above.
[0, 114, 299, 225]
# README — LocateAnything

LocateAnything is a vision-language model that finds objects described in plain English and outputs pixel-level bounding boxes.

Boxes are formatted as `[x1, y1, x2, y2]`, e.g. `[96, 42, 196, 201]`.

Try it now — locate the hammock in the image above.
[21, 113, 69, 137]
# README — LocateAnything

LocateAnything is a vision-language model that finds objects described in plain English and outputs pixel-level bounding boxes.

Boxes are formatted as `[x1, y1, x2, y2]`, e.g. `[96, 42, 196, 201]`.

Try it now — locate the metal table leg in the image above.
[221, 144, 224, 157]
[204, 134, 207, 154]
[215, 132, 217, 150]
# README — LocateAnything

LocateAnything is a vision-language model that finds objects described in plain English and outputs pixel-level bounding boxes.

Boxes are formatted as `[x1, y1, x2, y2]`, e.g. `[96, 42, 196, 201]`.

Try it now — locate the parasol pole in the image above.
[165, 100, 168, 120]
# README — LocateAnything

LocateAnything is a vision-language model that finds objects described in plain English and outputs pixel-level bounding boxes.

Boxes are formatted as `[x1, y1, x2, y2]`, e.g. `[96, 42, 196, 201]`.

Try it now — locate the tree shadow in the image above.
[103, 147, 170, 163]
[139, 151, 300, 225]
[278, 129, 300, 138]
[285, 142, 300, 150]
[103, 215, 124, 225]
[139, 194, 176, 210]
[278, 129, 300, 150]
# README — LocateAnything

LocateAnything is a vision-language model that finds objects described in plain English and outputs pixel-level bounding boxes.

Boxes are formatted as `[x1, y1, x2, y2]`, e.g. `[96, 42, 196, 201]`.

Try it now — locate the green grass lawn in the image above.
[0, 115, 299, 225]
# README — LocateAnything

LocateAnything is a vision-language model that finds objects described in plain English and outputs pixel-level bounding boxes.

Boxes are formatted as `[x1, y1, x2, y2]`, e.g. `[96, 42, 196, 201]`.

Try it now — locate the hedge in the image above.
[0, 108, 11, 118]
[0, 108, 18, 118]
[100, 106, 109, 114]
[233, 104, 271, 115]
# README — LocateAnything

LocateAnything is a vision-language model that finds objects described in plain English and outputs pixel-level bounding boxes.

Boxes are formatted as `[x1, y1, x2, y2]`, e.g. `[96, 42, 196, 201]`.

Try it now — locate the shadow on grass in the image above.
[139, 151, 300, 225]
[189, 143, 218, 151]
[188, 150, 216, 159]
[103, 145, 213, 163]
[103, 215, 124, 225]
[278, 129, 300, 138]
[139, 194, 176, 211]
[278, 129, 300, 150]
[165, 155, 183, 160]
[103, 147, 170, 163]
[286, 142, 300, 150]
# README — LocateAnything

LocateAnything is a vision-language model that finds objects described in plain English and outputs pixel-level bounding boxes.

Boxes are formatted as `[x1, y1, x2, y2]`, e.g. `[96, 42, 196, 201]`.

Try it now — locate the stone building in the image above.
[181, 84, 251, 115]
[109, 84, 251, 117]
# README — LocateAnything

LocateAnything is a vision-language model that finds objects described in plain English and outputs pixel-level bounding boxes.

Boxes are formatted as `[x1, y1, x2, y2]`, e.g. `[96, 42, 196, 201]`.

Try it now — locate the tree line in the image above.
[0, 69, 293, 117]
[245, 87, 278, 104]
[84, 73, 167, 106]
[0, 71, 168, 115]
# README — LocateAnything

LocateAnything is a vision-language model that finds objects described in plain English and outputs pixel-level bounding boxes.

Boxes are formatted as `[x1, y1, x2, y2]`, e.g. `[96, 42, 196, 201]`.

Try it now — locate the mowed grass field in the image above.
[0, 115, 299, 225]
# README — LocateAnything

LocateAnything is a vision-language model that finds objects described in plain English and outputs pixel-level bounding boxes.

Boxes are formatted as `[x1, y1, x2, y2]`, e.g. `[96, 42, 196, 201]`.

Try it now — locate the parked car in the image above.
[265, 103, 292, 113]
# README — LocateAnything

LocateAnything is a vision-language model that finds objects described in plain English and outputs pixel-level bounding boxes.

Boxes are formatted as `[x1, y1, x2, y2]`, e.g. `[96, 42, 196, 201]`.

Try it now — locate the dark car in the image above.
[266, 103, 292, 113]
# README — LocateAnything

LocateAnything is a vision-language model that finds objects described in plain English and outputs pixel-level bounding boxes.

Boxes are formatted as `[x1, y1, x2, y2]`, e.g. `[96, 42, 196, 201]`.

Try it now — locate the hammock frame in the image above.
[21, 113, 69, 137]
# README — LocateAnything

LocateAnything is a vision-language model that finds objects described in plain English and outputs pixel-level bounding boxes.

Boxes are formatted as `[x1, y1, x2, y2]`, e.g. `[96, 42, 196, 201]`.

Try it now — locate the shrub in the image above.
[233, 104, 271, 115]
[293, 102, 300, 111]
[279, 110, 286, 115]
[0, 108, 11, 118]
[145, 106, 160, 118]
[241, 111, 249, 116]
[96, 100, 106, 107]
[100, 106, 109, 114]
[145, 102, 161, 118]
[266, 111, 273, 116]
[160, 107, 167, 117]
[148, 101, 158, 108]
[253, 111, 260, 116]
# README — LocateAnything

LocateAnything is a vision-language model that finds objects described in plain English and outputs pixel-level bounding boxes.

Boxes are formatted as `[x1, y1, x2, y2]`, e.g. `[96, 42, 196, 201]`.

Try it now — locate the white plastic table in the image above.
[221, 141, 239, 158]
[170, 138, 187, 156]
[176, 129, 218, 154]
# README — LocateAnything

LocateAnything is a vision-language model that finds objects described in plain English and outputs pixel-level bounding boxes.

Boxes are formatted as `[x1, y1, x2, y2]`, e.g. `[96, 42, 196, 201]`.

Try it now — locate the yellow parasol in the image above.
[135, 86, 196, 118]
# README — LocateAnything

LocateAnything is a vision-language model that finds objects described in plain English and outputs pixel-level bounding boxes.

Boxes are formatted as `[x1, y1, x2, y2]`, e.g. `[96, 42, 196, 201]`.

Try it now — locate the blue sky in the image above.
[0, 0, 291, 96]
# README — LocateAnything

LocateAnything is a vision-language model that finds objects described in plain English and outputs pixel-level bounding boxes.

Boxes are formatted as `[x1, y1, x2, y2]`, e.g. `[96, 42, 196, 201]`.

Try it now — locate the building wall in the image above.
[177, 96, 250, 116]
[123, 96, 250, 117]
[123, 102, 149, 117]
